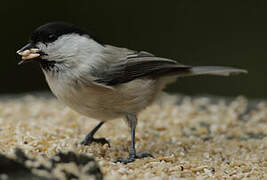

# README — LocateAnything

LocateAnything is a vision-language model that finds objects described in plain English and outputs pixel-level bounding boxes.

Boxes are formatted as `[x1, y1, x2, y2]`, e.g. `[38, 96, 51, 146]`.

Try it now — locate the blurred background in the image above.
[1, 0, 266, 98]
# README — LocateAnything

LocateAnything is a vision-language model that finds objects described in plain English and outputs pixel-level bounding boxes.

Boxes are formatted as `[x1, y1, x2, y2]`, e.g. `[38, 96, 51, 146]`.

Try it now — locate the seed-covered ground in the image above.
[0, 93, 266, 179]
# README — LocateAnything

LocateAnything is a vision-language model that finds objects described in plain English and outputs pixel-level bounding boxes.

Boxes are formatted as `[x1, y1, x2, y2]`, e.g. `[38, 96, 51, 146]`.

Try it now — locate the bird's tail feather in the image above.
[180, 66, 247, 77]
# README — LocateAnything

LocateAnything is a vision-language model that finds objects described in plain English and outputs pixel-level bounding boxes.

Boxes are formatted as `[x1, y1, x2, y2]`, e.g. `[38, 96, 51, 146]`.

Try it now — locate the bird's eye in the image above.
[48, 34, 57, 41]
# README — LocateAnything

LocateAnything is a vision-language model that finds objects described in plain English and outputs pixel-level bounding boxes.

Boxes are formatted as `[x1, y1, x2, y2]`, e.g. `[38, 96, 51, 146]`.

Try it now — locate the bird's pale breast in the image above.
[44, 70, 161, 121]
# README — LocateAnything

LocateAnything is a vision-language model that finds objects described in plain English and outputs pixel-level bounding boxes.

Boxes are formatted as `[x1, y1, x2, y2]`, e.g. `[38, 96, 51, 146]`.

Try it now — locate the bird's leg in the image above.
[81, 121, 110, 146]
[114, 114, 153, 164]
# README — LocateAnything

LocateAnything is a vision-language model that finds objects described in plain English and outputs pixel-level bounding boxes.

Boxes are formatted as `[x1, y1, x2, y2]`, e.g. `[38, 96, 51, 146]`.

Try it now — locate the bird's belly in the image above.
[45, 73, 160, 121]
[51, 84, 123, 121]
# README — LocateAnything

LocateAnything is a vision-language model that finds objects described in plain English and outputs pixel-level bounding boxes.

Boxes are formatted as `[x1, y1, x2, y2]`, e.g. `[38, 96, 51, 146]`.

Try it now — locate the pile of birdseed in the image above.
[0, 93, 266, 179]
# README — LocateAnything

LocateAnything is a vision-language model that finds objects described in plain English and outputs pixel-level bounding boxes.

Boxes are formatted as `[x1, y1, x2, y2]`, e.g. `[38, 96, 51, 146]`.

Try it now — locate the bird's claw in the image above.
[113, 152, 154, 164]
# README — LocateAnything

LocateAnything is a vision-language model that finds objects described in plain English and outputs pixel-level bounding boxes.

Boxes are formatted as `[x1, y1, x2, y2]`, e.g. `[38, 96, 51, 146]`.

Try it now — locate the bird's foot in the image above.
[114, 152, 154, 164]
[80, 137, 110, 147]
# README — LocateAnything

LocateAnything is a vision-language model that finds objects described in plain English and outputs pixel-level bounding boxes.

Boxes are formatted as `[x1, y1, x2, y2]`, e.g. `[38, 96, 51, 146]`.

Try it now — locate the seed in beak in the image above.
[30, 48, 40, 53]
[22, 53, 40, 60]
[18, 49, 31, 56]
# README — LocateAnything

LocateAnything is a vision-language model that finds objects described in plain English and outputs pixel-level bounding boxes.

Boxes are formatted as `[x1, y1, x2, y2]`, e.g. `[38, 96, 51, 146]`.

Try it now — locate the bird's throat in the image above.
[39, 60, 57, 71]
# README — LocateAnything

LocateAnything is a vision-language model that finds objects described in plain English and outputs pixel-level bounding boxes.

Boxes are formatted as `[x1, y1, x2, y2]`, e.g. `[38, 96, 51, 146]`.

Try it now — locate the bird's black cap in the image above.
[30, 22, 101, 44]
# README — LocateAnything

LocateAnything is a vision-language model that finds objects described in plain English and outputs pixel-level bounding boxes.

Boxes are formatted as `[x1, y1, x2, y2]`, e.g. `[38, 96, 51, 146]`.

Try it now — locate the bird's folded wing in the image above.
[93, 51, 191, 86]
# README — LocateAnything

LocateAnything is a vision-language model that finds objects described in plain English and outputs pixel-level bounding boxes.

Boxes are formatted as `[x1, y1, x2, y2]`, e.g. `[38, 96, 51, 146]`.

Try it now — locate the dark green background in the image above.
[1, 1, 266, 98]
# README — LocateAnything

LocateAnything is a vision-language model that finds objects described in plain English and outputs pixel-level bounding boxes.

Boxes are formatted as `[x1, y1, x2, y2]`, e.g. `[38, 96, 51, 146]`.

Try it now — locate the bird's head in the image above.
[17, 22, 103, 68]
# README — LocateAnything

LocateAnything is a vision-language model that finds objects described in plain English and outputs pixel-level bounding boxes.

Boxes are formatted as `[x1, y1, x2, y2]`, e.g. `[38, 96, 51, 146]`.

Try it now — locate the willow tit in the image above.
[17, 22, 247, 163]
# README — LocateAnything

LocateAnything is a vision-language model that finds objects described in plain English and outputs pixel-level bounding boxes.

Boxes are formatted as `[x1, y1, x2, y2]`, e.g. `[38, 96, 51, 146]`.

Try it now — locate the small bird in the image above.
[17, 22, 247, 163]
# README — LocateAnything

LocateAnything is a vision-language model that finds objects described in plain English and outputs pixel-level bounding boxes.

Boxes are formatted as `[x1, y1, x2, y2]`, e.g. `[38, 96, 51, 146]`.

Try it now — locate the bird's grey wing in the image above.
[93, 51, 191, 86]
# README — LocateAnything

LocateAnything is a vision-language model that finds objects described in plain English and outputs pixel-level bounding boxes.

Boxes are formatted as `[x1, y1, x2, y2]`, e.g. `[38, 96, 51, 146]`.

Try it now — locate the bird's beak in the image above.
[16, 43, 41, 65]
